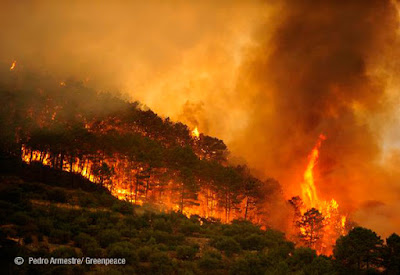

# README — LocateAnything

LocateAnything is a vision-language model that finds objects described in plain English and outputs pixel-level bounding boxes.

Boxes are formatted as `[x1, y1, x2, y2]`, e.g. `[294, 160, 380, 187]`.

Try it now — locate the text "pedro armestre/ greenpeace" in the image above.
[27, 257, 126, 265]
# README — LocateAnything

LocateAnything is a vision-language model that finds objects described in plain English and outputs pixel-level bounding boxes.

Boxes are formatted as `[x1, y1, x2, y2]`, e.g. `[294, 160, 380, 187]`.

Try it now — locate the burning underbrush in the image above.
[20, 135, 268, 225]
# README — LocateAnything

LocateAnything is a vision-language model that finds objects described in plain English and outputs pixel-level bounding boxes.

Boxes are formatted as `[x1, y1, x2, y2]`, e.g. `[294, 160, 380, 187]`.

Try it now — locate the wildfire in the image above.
[191, 127, 200, 139]
[20, 143, 245, 224]
[341, 216, 346, 229]
[10, 60, 16, 71]
[301, 134, 326, 208]
[296, 134, 347, 254]
[20, 129, 346, 255]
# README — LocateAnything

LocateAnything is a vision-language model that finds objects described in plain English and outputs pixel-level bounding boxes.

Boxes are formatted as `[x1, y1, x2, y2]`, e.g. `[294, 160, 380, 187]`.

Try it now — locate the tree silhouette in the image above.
[383, 233, 400, 274]
[296, 208, 324, 249]
[93, 162, 115, 188]
[216, 166, 242, 222]
[334, 227, 383, 271]
[177, 167, 199, 213]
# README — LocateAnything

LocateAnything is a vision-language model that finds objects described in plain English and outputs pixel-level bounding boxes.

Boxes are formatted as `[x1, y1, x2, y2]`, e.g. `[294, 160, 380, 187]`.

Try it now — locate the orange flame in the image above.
[191, 127, 200, 138]
[20, 144, 234, 222]
[301, 134, 326, 208]
[297, 134, 347, 254]
[10, 61, 16, 71]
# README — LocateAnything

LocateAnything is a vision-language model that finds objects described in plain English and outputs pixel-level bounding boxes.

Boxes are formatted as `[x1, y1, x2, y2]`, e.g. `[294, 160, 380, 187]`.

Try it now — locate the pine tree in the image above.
[296, 208, 324, 249]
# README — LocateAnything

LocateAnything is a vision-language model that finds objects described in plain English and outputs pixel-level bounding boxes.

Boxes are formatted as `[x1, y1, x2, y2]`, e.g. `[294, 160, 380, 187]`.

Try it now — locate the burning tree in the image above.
[6, 70, 278, 226]
[238, 165, 270, 221]
[242, 176, 263, 220]
[296, 208, 324, 249]
[289, 196, 304, 226]
[176, 167, 199, 213]
[216, 166, 242, 222]
[132, 167, 150, 204]
[288, 134, 347, 254]
[92, 162, 115, 188]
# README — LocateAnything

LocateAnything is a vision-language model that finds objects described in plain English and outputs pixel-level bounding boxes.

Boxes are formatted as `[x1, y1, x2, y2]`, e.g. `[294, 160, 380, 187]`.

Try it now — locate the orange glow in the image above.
[296, 134, 347, 254]
[20, 144, 246, 223]
[191, 127, 200, 139]
[20, 130, 345, 255]
[10, 60, 16, 70]
[301, 134, 326, 208]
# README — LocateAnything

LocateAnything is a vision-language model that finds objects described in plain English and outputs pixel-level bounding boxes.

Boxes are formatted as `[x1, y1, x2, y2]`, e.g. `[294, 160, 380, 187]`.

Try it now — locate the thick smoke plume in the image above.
[235, 0, 400, 236]
[1, 0, 400, 236]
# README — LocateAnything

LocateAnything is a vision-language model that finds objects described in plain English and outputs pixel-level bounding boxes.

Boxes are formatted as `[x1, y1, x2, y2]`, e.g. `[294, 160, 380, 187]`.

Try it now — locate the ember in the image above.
[191, 127, 200, 139]
[9, 60, 16, 71]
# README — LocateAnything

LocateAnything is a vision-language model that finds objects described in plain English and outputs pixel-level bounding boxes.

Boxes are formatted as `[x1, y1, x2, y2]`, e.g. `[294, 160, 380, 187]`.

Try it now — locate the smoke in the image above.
[233, 0, 400, 237]
[0, 0, 267, 116]
[1, 0, 400, 236]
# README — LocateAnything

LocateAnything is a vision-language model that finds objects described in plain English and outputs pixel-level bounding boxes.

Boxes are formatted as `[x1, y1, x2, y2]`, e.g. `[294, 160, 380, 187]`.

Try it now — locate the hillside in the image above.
[0, 162, 314, 275]
[0, 67, 280, 225]
[1, 69, 400, 274]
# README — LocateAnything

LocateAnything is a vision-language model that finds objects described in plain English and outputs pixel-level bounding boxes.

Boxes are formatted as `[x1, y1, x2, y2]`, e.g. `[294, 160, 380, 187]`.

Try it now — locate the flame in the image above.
[191, 127, 200, 138]
[341, 216, 347, 232]
[20, 128, 346, 255]
[10, 61, 16, 71]
[297, 134, 347, 254]
[20, 144, 234, 223]
[301, 134, 326, 208]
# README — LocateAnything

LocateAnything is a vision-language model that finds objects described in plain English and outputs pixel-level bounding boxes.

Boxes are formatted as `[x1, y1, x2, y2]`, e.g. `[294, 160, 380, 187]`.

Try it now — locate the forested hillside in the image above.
[1, 67, 400, 274]
[1, 163, 399, 274]
[0, 67, 281, 225]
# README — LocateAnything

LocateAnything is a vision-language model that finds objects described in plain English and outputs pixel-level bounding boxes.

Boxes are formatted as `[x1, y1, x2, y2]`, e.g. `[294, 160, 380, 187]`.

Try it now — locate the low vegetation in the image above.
[0, 164, 399, 274]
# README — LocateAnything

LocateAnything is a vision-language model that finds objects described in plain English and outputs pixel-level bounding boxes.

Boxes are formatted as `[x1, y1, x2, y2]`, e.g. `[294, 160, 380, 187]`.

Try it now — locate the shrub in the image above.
[51, 246, 78, 258]
[37, 218, 53, 235]
[112, 201, 133, 214]
[49, 229, 71, 244]
[1, 226, 17, 238]
[176, 245, 198, 260]
[197, 251, 223, 271]
[150, 252, 173, 274]
[180, 222, 200, 235]
[230, 253, 265, 275]
[266, 261, 290, 275]
[239, 233, 266, 251]
[151, 230, 183, 245]
[153, 219, 172, 233]
[107, 241, 138, 265]
[0, 186, 22, 204]
[98, 193, 116, 208]
[24, 235, 33, 245]
[74, 233, 96, 248]
[77, 192, 96, 207]
[98, 229, 121, 248]
[83, 241, 103, 257]
[10, 212, 32, 225]
[214, 237, 241, 256]
[48, 188, 67, 203]
[152, 230, 169, 244]
[138, 246, 152, 262]
[75, 233, 102, 257]
[288, 247, 317, 272]
[304, 256, 335, 275]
